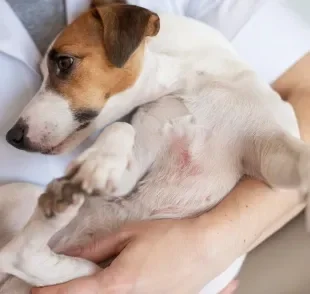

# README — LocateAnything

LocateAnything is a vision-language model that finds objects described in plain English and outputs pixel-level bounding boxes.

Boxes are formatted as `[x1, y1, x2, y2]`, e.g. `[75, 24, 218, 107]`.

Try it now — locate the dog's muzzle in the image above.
[6, 119, 31, 151]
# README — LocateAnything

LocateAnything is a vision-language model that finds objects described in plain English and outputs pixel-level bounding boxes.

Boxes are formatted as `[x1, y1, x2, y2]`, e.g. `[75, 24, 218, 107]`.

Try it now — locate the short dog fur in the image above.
[0, 1, 307, 293]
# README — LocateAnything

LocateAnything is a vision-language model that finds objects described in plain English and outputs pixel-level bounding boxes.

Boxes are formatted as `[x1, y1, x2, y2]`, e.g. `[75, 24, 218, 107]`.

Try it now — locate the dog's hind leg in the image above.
[0, 183, 42, 286]
[242, 129, 310, 229]
[0, 180, 99, 287]
[0, 183, 42, 247]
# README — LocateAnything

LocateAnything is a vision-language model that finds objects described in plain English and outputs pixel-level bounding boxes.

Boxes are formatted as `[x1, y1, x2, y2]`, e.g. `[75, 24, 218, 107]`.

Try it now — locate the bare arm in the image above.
[197, 53, 310, 255]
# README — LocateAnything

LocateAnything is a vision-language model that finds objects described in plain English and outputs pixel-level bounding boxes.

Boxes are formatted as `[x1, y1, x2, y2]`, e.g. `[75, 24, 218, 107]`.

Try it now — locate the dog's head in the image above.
[6, 3, 159, 154]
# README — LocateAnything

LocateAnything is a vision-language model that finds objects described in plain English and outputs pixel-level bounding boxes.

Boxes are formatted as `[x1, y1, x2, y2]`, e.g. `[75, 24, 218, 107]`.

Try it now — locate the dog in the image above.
[0, 1, 306, 293]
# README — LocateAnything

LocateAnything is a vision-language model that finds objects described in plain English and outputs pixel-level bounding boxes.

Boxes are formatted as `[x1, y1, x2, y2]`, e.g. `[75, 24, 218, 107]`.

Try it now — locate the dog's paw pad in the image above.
[39, 179, 85, 219]
[66, 148, 133, 197]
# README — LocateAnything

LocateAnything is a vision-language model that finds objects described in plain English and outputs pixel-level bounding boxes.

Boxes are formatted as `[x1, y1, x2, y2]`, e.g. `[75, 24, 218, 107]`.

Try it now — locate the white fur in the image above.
[0, 13, 304, 294]
[22, 91, 78, 149]
[18, 37, 84, 153]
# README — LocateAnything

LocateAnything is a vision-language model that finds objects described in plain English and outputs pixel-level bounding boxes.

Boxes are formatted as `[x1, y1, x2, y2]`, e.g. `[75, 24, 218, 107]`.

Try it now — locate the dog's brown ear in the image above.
[91, 0, 126, 8]
[92, 5, 160, 68]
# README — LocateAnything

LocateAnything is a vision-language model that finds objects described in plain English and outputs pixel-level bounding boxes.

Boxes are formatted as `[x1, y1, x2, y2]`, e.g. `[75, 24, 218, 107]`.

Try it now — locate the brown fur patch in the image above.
[94, 5, 159, 67]
[48, 4, 160, 111]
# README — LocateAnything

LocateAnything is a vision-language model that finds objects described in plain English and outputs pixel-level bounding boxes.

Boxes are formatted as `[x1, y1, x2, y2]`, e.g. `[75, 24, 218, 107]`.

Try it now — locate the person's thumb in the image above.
[66, 230, 132, 263]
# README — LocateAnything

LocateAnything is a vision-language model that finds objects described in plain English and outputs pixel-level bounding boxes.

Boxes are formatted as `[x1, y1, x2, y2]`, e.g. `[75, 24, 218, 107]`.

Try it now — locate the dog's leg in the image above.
[67, 98, 187, 197]
[243, 130, 310, 229]
[66, 121, 139, 197]
[0, 183, 42, 286]
[0, 181, 99, 287]
[243, 131, 309, 189]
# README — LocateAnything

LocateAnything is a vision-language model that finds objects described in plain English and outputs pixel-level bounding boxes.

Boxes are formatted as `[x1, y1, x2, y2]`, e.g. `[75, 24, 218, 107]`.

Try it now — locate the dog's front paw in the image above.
[66, 123, 135, 196]
[39, 178, 85, 219]
[67, 148, 133, 196]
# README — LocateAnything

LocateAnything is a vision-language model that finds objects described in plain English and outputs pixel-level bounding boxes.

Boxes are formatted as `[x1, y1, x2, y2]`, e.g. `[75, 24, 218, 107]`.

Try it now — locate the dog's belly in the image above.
[139, 135, 243, 219]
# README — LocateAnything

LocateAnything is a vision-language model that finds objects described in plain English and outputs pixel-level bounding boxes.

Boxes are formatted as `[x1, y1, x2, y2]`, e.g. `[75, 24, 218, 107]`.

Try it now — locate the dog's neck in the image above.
[94, 47, 184, 130]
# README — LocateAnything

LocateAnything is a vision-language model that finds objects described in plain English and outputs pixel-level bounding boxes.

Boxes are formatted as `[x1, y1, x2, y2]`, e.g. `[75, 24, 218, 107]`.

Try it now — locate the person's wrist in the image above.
[185, 214, 243, 283]
[192, 204, 245, 262]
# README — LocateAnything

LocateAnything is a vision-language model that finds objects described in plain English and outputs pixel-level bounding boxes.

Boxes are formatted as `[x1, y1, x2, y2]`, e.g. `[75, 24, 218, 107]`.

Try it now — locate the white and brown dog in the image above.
[0, 1, 307, 293]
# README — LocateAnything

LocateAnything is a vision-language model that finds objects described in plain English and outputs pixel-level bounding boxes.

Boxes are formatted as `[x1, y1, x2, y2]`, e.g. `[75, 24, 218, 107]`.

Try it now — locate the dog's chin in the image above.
[41, 128, 93, 155]
[22, 134, 77, 155]
[36, 141, 74, 155]
[41, 143, 71, 155]
[41, 136, 82, 155]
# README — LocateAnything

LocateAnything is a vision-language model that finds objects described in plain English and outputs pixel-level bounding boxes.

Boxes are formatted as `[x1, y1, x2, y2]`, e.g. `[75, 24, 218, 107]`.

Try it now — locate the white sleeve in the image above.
[186, 0, 310, 83]
[127, 0, 190, 16]
[67, 0, 191, 24]
[231, 1, 310, 83]
[187, 0, 270, 41]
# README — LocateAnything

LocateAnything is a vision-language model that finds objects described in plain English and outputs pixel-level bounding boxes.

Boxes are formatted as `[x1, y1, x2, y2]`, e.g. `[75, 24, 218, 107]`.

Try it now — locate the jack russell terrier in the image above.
[0, 1, 307, 293]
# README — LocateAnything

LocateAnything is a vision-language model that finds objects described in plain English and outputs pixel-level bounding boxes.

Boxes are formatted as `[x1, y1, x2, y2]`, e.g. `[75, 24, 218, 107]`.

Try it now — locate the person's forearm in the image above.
[199, 179, 303, 253]
[196, 53, 310, 260]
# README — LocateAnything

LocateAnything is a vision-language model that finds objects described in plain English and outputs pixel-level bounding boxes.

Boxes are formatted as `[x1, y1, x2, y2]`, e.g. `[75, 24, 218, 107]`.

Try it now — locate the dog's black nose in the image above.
[6, 120, 29, 150]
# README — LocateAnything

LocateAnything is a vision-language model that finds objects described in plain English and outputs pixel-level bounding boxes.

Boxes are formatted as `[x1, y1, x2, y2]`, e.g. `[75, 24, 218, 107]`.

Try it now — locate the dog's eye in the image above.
[57, 56, 74, 72]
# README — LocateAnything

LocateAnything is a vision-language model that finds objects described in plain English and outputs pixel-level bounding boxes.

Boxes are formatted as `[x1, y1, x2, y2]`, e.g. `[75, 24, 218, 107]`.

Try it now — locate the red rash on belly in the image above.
[170, 137, 202, 176]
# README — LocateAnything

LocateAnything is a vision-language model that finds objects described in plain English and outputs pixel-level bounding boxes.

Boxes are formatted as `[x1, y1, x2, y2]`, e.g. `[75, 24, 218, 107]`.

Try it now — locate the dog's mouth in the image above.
[42, 125, 93, 155]
[42, 135, 76, 155]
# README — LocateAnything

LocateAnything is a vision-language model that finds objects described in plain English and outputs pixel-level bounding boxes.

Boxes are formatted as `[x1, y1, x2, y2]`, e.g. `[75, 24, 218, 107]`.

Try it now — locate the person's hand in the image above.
[32, 218, 238, 294]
